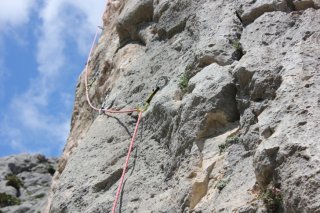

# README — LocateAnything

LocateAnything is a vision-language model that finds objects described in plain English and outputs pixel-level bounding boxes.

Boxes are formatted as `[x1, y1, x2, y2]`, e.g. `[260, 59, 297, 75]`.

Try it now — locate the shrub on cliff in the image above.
[47, 165, 56, 176]
[0, 193, 21, 207]
[5, 174, 24, 190]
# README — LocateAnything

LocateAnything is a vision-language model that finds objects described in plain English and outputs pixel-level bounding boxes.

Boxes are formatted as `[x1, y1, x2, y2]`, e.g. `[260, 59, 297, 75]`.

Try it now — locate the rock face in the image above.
[47, 0, 320, 212]
[0, 154, 57, 213]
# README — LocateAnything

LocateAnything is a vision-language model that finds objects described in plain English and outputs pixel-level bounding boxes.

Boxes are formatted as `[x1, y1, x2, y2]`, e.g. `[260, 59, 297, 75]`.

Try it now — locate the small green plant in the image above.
[34, 193, 45, 199]
[231, 39, 242, 51]
[218, 143, 228, 154]
[216, 179, 230, 191]
[185, 63, 193, 71]
[225, 136, 240, 145]
[47, 165, 56, 176]
[260, 183, 282, 212]
[0, 193, 21, 207]
[218, 136, 240, 154]
[179, 73, 190, 93]
[5, 174, 23, 190]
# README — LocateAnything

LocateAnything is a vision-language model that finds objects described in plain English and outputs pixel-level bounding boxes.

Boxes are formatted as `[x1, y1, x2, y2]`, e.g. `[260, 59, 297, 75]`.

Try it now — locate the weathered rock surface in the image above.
[0, 154, 57, 213]
[47, 0, 320, 212]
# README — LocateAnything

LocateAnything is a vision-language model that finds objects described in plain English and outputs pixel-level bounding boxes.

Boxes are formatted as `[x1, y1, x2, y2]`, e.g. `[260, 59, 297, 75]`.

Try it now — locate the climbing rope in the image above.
[84, 26, 167, 213]
[111, 111, 142, 213]
[84, 27, 138, 114]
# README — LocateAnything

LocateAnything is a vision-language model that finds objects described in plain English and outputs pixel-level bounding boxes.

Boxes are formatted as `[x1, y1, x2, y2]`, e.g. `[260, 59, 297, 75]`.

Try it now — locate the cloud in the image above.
[0, 0, 37, 102]
[0, 0, 36, 29]
[0, 0, 106, 156]
[37, 0, 106, 73]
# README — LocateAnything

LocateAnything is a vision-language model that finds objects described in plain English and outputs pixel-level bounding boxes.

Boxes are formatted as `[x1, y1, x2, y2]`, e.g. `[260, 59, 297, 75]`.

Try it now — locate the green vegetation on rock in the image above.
[260, 183, 282, 212]
[218, 136, 240, 154]
[34, 193, 46, 199]
[47, 165, 56, 176]
[0, 193, 21, 208]
[216, 179, 230, 191]
[231, 39, 242, 51]
[179, 73, 190, 93]
[5, 174, 24, 190]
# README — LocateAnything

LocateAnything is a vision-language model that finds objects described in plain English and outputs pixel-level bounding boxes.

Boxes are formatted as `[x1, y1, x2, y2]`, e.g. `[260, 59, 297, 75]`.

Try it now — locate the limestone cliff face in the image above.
[47, 0, 320, 212]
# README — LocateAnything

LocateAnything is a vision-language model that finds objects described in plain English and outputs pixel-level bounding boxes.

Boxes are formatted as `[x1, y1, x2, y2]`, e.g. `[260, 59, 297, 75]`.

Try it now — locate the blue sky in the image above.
[0, 0, 106, 157]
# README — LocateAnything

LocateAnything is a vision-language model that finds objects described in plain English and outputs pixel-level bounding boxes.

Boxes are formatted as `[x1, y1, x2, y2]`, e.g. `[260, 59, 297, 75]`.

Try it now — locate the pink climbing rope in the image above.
[111, 111, 143, 213]
[84, 27, 138, 114]
[84, 27, 144, 212]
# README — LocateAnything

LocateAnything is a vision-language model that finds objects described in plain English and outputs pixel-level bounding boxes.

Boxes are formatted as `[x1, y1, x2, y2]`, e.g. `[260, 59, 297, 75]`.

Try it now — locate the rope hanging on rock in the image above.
[111, 111, 142, 213]
[84, 27, 142, 213]
[84, 26, 168, 114]
[84, 26, 167, 213]
[84, 27, 138, 114]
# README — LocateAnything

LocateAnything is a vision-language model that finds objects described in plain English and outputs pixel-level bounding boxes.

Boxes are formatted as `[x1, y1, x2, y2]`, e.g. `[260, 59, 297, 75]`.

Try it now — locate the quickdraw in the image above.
[139, 76, 169, 112]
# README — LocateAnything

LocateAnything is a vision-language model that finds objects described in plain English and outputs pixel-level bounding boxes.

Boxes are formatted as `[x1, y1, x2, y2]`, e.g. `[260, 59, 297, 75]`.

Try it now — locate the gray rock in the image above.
[236, 0, 290, 25]
[0, 154, 57, 213]
[47, 1, 320, 212]
[116, 0, 154, 44]
[0, 181, 17, 197]
[1, 204, 32, 213]
[293, 0, 320, 10]
[179, 64, 239, 150]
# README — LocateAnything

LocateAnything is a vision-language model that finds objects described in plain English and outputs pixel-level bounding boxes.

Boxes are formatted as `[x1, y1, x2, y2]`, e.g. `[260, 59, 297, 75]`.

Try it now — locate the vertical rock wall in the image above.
[47, 0, 320, 212]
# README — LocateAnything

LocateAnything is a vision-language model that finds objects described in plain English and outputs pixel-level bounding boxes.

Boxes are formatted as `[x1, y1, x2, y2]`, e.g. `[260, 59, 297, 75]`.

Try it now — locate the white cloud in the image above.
[37, 0, 106, 77]
[3, 0, 106, 156]
[0, 0, 36, 29]
[0, 0, 36, 101]
[0, 0, 33, 104]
